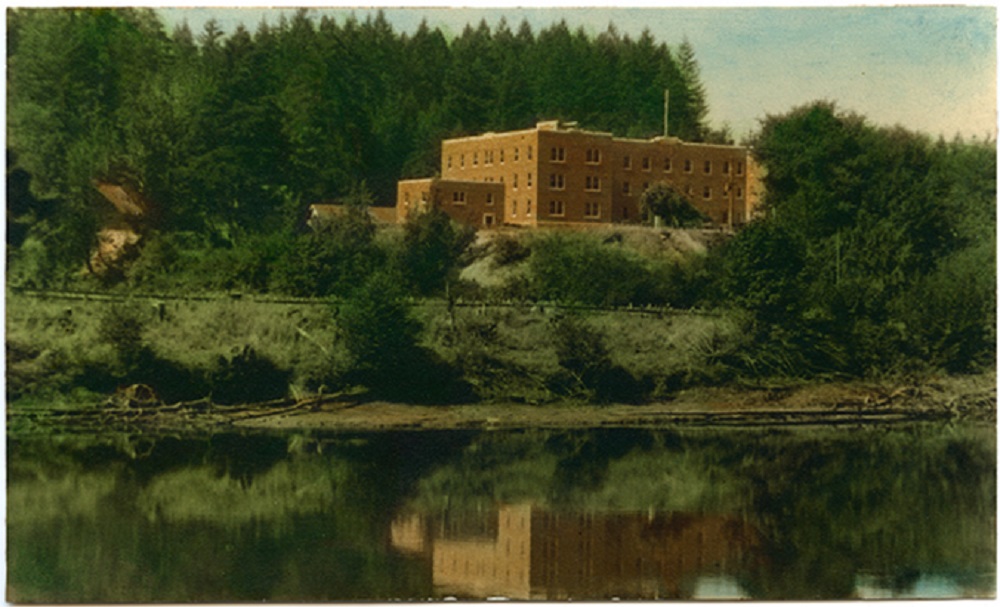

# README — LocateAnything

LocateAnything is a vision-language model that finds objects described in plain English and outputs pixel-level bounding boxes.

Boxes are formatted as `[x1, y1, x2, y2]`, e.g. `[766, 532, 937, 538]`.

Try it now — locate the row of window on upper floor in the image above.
[447, 145, 744, 176]
[447, 145, 743, 175]
[448, 145, 534, 169]
[621, 155, 745, 175]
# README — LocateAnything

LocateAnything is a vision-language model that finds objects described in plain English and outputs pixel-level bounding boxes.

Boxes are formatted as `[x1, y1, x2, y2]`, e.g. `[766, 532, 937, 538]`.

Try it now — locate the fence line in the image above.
[7, 287, 721, 317]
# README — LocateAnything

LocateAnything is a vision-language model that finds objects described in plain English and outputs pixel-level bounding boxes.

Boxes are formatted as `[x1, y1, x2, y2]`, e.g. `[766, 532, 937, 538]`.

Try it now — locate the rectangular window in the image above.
[486, 192, 494, 205]
[623, 155, 632, 170]
[684, 159, 692, 173]
[736, 161, 744, 175]
[549, 199, 565, 216]
[704, 160, 712, 174]
[736, 186, 744, 199]
[513, 173, 519, 189]
[511, 199, 517, 216]
[473, 152, 478, 166]
[584, 202, 600, 218]
[526, 199, 532, 216]
[514, 147, 520, 161]
[548, 173, 565, 190]
[447, 156, 452, 169]
[527, 172, 532, 188]
[585, 149, 602, 164]
[550, 146, 565, 162]
[723, 160, 731, 174]
[483, 213, 495, 227]
[642, 156, 651, 171]
[585, 176, 601, 191]
[623, 181, 631, 195]
[703, 186, 712, 199]
[664, 157, 672, 172]
[528, 145, 533, 160]
[500, 149, 505, 163]
[452, 191, 466, 204]
[461, 154, 465, 169]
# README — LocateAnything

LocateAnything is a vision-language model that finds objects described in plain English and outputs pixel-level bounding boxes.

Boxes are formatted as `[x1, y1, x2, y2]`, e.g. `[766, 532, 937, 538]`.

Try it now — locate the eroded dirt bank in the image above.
[9, 373, 995, 436]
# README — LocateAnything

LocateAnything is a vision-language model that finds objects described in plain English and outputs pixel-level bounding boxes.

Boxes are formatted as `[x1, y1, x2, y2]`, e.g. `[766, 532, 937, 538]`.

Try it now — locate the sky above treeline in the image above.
[156, 5, 996, 141]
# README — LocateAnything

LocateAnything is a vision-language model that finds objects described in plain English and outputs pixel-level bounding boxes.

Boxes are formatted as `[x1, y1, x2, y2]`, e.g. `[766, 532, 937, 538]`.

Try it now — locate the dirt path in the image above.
[13, 373, 991, 436]
[233, 374, 996, 431]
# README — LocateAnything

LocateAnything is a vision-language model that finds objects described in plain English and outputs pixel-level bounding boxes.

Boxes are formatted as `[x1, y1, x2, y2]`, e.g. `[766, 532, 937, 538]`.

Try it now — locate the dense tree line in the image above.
[6, 9, 994, 389]
[716, 102, 995, 376]
[7, 7, 715, 287]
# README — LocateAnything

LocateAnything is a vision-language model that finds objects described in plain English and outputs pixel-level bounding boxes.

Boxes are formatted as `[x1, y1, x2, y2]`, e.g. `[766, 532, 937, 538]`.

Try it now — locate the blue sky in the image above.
[157, 5, 996, 140]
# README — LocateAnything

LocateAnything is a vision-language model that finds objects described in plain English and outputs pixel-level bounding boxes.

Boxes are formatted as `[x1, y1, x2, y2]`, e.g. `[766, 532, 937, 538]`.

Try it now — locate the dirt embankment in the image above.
[9, 373, 995, 436]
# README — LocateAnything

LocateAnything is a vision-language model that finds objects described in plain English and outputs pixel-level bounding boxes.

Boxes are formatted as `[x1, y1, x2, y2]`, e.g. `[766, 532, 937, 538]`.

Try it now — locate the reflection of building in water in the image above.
[391, 504, 759, 600]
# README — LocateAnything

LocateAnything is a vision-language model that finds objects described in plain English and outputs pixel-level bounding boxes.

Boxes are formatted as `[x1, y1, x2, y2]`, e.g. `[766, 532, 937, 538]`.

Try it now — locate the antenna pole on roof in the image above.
[664, 89, 670, 137]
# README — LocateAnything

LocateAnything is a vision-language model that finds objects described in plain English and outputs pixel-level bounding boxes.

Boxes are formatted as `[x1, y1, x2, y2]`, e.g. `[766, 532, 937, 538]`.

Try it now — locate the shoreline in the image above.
[8, 373, 995, 436]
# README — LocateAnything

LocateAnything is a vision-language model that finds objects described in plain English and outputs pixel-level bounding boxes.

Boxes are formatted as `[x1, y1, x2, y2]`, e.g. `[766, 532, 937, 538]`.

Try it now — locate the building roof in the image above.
[443, 120, 746, 152]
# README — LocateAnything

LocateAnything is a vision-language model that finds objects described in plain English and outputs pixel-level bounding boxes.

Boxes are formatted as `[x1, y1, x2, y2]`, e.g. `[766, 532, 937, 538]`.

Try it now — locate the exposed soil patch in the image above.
[9, 373, 994, 436]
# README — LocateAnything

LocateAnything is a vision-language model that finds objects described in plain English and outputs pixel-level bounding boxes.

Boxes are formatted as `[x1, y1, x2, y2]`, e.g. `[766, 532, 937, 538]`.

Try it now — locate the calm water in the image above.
[7, 423, 996, 602]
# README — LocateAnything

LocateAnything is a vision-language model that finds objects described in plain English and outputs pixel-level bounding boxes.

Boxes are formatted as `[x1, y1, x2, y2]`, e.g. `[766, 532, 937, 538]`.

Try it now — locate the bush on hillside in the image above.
[548, 314, 648, 403]
[336, 270, 472, 403]
[528, 232, 666, 306]
[208, 345, 291, 405]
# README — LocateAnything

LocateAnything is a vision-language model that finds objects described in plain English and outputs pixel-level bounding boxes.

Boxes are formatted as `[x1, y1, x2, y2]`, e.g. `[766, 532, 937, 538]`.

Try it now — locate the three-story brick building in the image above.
[397, 120, 760, 229]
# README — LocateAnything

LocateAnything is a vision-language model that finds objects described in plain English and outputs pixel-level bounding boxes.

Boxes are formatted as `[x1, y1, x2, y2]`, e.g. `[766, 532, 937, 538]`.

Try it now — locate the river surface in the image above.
[7, 423, 996, 602]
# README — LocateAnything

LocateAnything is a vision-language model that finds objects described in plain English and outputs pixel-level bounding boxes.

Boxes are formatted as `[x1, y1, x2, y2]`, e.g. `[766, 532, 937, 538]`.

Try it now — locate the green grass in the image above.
[7, 290, 747, 406]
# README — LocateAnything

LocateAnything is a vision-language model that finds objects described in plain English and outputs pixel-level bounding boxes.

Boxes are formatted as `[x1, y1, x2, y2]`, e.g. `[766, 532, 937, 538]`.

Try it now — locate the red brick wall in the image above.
[397, 178, 504, 228]
[426, 122, 760, 230]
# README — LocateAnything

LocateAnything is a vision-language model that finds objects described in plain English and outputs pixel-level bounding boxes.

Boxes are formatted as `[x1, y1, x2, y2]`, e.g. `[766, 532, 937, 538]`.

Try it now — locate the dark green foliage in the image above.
[272, 206, 383, 297]
[719, 101, 995, 376]
[337, 270, 471, 402]
[91, 302, 208, 402]
[97, 302, 148, 372]
[7, 8, 714, 289]
[209, 345, 291, 405]
[639, 182, 707, 227]
[397, 209, 476, 297]
[527, 232, 665, 306]
[548, 315, 648, 403]
[490, 233, 531, 267]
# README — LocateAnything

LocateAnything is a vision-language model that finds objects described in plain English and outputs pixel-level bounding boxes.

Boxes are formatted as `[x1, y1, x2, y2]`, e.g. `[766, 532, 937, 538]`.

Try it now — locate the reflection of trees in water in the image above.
[7, 431, 470, 602]
[741, 424, 996, 599]
[7, 424, 995, 602]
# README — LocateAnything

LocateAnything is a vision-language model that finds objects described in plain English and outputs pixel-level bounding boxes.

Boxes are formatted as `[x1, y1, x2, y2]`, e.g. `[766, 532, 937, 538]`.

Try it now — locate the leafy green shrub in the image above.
[548, 315, 648, 403]
[396, 209, 476, 296]
[271, 208, 383, 297]
[97, 302, 149, 373]
[528, 232, 665, 306]
[208, 345, 291, 405]
[491, 234, 531, 267]
[337, 270, 471, 403]
[639, 182, 708, 227]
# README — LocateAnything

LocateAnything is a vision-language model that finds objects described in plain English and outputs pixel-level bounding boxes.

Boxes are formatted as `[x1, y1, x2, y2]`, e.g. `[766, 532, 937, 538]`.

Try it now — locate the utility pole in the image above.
[663, 89, 670, 137]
